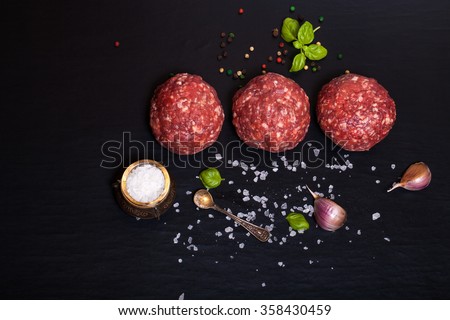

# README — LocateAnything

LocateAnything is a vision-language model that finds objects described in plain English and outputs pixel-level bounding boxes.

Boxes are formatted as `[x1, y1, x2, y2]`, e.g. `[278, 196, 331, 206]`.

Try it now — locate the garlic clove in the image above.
[306, 185, 347, 232]
[387, 162, 431, 192]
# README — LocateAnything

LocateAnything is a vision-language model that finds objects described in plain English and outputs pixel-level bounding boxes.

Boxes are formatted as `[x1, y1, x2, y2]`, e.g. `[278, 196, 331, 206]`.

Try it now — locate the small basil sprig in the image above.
[286, 212, 310, 231]
[281, 18, 328, 72]
[199, 168, 224, 190]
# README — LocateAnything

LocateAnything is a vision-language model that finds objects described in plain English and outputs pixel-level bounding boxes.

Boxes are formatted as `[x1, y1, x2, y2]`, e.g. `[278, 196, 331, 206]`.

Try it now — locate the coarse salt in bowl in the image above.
[120, 160, 170, 208]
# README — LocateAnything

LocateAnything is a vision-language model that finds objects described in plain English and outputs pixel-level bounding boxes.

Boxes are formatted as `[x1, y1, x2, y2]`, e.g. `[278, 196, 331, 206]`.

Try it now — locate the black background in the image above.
[3, 0, 450, 299]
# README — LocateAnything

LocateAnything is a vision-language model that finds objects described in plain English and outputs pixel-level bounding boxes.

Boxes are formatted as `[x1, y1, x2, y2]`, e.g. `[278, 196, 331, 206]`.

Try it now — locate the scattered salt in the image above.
[372, 212, 381, 220]
[173, 202, 179, 208]
[187, 225, 193, 230]
[178, 258, 182, 263]
[228, 180, 234, 185]
[215, 153, 223, 160]
[238, 243, 245, 249]
[185, 190, 192, 195]
[224, 226, 233, 233]
[391, 164, 396, 169]
[371, 166, 376, 171]
[384, 237, 391, 242]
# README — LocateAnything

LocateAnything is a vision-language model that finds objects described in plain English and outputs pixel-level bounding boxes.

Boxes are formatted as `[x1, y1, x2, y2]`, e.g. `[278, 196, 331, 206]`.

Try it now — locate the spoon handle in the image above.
[213, 205, 270, 242]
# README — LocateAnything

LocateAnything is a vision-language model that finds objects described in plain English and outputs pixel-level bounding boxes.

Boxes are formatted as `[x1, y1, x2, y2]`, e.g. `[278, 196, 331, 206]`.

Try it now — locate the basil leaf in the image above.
[293, 40, 302, 49]
[286, 213, 310, 231]
[281, 17, 300, 42]
[297, 21, 314, 45]
[290, 52, 306, 72]
[199, 168, 224, 189]
[304, 44, 328, 60]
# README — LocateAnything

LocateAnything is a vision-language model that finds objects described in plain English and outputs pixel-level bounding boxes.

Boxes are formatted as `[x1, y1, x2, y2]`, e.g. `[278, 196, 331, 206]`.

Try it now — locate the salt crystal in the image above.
[185, 190, 192, 195]
[178, 293, 185, 300]
[187, 236, 192, 244]
[175, 209, 180, 213]
[289, 230, 296, 237]
[228, 180, 234, 185]
[208, 214, 214, 218]
[371, 166, 376, 171]
[225, 226, 233, 233]
[391, 164, 396, 169]
[178, 259, 182, 263]
[261, 282, 266, 287]
[126, 164, 165, 203]
[239, 243, 245, 249]
[372, 212, 381, 220]
[243, 189, 250, 196]
[301, 161, 307, 169]
[273, 167, 279, 172]
[253, 195, 261, 202]
[303, 246, 308, 250]
[253, 177, 258, 183]
[215, 231, 222, 237]
[278, 262, 284, 267]
[232, 160, 239, 167]
[187, 225, 193, 230]
[242, 196, 250, 202]
[313, 148, 320, 157]
[309, 260, 314, 264]
[228, 233, 234, 239]
[384, 237, 391, 242]
[375, 180, 380, 184]
[240, 162, 249, 171]
[273, 202, 278, 208]
[317, 239, 322, 244]
[357, 229, 361, 235]
[281, 203, 287, 209]
[173, 202, 179, 208]
[215, 153, 223, 160]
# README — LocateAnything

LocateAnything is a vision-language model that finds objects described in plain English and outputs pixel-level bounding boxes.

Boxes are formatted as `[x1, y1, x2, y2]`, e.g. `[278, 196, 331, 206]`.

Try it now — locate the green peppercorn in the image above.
[337, 53, 344, 60]
[226, 69, 233, 76]
[319, 16, 324, 22]
[290, 5, 296, 12]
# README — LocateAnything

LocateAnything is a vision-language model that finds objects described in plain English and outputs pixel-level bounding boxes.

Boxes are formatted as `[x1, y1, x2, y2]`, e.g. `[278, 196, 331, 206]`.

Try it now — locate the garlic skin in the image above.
[307, 186, 347, 232]
[387, 162, 431, 192]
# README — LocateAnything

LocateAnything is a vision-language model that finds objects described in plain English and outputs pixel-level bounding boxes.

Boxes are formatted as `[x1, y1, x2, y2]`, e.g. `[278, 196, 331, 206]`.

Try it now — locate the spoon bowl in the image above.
[193, 189, 214, 209]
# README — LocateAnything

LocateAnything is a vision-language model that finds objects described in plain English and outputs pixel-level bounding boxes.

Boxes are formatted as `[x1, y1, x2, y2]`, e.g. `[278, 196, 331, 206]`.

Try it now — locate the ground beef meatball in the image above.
[232, 72, 310, 152]
[150, 73, 224, 155]
[317, 73, 396, 151]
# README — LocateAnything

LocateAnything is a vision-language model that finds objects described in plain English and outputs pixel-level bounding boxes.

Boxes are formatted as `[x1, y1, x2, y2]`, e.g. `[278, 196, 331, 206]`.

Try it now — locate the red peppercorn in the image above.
[114, 41, 120, 47]
[238, 8, 244, 14]
[279, 42, 285, 48]
[261, 64, 267, 69]
[276, 57, 282, 63]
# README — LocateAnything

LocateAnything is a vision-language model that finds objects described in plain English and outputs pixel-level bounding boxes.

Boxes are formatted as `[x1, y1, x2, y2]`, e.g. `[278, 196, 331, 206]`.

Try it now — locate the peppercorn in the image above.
[236, 70, 242, 76]
[272, 28, 279, 37]
[220, 42, 226, 48]
[249, 46, 255, 52]
[261, 64, 267, 69]
[345, 69, 350, 74]
[312, 66, 318, 72]
[319, 16, 324, 23]
[222, 51, 228, 58]
[226, 69, 233, 76]
[279, 42, 285, 48]
[262, 70, 267, 74]
[217, 55, 223, 61]
[233, 73, 239, 79]
[227, 37, 233, 43]
[114, 41, 120, 47]
[283, 49, 288, 56]
[337, 53, 344, 60]
[241, 69, 247, 74]
[220, 32, 226, 38]
[267, 56, 273, 62]
[238, 8, 244, 15]
[290, 6, 296, 12]
[219, 68, 224, 73]
[244, 53, 250, 59]
[304, 65, 309, 71]
[276, 57, 282, 63]
[277, 51, 282, 56]
[228, 32, 235, 38]
[239, 74, 245, 79]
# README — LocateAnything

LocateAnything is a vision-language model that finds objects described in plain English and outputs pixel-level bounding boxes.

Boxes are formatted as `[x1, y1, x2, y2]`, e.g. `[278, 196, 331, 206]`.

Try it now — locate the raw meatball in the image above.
[232, 72, 310, 152]
[317, 73, 396, 151]
[150, 73, 224, 155]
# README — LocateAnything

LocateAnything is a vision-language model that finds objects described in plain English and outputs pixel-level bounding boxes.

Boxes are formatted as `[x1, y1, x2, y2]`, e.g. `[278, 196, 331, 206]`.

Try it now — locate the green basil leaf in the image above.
[290, 52, 306, 72]
[199, 168, 224, 189]
[297, 21, 314, 45]
[286, 213, 310, 231]
[293, 40, 302, 49]
[304, 44, 328, 60]
[281, 17, 300, 42]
